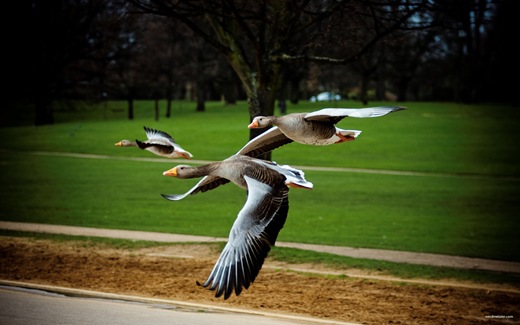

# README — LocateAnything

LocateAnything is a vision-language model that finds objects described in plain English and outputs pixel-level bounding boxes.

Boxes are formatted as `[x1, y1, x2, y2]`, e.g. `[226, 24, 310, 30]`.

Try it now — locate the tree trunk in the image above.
[396, 77, 410, 102]
[375, 73, 385, 101]
[165, 87, 172, 118]
[154, 95, 160, 121]
[203, 7, 283, 160]
[166, 96, 172, 118]
[360, 74, 369, 105]
[127, 96, 134, 120]
[195, 80, 205, 112]
[221, 82, 237, 105]
[245, 76, 280, 161]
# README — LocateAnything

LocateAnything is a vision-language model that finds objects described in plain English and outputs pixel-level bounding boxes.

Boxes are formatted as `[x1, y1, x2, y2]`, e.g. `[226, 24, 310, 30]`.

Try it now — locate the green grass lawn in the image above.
[1, 100, 519, 263]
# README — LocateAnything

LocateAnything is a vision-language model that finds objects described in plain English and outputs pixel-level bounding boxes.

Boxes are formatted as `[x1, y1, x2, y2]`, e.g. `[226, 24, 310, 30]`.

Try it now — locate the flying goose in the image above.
[115, 126, 193, 159]
[240, 106, 405, 157]
[162, 154, 313, 299]
[159, 107, 402, 245]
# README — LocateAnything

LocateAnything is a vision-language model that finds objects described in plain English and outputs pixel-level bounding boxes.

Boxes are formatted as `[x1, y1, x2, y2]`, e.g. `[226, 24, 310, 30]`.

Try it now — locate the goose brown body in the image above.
[256, 113, 338, 144]
[162, 155, 312, 299]
[170, 155, 286, 189]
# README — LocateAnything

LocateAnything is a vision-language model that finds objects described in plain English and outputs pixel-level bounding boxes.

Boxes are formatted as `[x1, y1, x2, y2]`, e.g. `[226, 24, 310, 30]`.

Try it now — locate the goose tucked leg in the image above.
[285, 182, 313, 189]
[334, 129, 362, 143]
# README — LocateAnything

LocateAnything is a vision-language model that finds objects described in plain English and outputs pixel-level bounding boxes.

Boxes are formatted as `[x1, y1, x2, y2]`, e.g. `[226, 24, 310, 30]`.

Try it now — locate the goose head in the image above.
[115, 140, 135, 147]
[248, 116, 274, 129]
[163, 165, 192, 178]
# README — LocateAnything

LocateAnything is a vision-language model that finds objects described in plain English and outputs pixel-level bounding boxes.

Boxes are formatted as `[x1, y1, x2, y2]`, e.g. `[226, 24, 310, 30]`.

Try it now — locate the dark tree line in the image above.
[2, 0, 517, 127]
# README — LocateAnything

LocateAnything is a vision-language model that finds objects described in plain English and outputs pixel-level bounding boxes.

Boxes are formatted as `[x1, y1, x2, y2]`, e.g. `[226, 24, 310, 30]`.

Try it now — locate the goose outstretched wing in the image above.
[304, 106, 406, 123]
[161, 175, 230, 201]
[235, 127, 293, 158]
[198, 176, 289, 299]
[143, 126, 176, 143]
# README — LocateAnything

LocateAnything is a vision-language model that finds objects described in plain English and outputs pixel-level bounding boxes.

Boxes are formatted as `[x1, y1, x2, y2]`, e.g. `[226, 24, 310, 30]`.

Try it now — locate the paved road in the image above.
[1, 221, 520, 274]
[0, 285, 352, 325]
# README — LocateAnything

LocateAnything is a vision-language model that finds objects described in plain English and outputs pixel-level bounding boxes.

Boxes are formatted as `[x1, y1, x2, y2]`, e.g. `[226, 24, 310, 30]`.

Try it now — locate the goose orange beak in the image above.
[163, 167, 178, 177]
[115, 141, 123, 146]
[248, 120, 259, 129]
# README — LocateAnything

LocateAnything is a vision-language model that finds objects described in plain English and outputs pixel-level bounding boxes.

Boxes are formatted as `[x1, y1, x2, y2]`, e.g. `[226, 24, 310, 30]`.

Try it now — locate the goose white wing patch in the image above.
[258, 160, 313, 190]
[279, 164, 313, 189]
[304, 106, 405, 121]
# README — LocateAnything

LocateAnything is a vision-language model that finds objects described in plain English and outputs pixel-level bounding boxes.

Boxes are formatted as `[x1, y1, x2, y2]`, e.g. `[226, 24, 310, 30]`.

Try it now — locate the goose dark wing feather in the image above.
[236, 127, 293, 157]
[135, 139, 174, 154]
[306, 115, 345, 124]
[161, 176, 230, 201]
[199, 176, 289, 299]
[143, 126, 176, 142]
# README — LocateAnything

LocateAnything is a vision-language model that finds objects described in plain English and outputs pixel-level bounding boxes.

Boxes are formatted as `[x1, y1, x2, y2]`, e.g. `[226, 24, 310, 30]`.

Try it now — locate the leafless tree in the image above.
[130, 0, 425, 146]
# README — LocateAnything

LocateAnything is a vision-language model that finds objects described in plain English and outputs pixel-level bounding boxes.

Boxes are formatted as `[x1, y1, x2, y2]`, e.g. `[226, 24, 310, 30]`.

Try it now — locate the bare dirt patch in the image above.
[1, 237, 519, 324]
